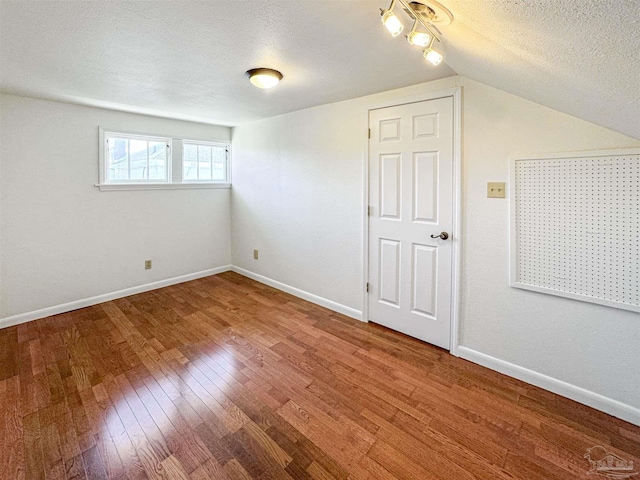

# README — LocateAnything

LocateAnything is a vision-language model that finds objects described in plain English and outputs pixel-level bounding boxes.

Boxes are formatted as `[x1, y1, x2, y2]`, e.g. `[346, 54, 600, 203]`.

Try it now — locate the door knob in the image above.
[430, 232, 449, 240]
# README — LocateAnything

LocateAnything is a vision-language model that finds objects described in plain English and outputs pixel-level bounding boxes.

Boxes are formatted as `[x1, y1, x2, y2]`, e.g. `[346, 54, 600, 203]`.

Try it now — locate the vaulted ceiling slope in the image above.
[443, 0, 640, 139]
[1, 1, 638, 138]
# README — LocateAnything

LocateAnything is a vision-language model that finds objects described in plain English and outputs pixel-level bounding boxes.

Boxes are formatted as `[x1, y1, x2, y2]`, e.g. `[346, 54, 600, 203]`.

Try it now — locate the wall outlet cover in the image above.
[487, 182, 506, 198]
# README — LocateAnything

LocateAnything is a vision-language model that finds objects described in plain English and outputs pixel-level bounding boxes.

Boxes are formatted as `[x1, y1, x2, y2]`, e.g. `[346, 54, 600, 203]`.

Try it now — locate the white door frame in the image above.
[362, 87, 463, 356]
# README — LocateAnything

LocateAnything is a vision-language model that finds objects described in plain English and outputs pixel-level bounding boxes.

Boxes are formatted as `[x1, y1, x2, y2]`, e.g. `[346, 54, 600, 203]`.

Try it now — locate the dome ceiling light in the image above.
[245, 68, 283, 89]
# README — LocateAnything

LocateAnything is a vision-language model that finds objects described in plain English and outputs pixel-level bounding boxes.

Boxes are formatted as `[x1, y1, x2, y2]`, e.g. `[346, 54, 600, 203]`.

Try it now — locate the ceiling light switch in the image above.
[487, 182, 506, 198]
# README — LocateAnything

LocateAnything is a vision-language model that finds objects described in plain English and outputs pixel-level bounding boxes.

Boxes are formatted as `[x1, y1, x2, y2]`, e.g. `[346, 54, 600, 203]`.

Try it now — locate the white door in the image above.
[368, 97, 454, 349]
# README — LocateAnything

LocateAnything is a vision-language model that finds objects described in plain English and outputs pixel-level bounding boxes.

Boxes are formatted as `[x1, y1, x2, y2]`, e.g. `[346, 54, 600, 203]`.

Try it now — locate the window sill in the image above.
[95, 183, 231, 191]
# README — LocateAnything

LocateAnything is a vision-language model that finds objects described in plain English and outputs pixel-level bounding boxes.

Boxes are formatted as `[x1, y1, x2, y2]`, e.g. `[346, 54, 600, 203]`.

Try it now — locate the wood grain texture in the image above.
[1, 271, 638, 479]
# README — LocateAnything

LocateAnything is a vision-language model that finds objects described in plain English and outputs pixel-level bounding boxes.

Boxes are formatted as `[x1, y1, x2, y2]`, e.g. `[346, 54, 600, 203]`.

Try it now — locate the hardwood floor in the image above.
[0, 271, 638, 479]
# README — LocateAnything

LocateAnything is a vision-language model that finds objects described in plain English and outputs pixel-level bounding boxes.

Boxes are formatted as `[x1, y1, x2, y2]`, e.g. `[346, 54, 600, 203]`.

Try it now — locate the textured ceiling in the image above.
[1, 1, 638, 137]
[442, 0, 640, 139]
[0, 0, 456, 126]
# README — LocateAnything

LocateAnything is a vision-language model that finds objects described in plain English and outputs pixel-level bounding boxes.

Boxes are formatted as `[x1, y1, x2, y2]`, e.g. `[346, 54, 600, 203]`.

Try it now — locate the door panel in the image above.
[380, 154, 402, 219]
[412, 151, 438, 223]
[379, 118, 402, 141]
[368, 97, 453, 349]
[379, 239, 401, 306]
[413, 113, 439, 139]
[411, 243, 437, 317]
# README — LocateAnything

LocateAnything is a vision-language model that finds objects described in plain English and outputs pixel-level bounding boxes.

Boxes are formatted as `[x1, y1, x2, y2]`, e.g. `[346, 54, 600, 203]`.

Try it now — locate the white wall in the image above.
[457, 79, 639, 413]
[231, 78, 458, 311]
[0, 94, 231, 319]
[231, 76, 640, 417]
[230, 99, 367, 310]
[2, 79, 638, 422]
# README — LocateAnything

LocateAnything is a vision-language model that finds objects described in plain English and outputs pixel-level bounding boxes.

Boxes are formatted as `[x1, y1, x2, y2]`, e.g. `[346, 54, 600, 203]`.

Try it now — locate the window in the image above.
[97, 127, 230, 191]
[105, 132, 171, 183]
[183, 141, 228, 183]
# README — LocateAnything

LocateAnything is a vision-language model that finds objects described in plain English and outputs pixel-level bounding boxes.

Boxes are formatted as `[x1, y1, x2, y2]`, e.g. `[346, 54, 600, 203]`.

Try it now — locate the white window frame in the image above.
[97, 127, 231, 191]
[180, 139, 231, 184]
[100, 130, 172, 185]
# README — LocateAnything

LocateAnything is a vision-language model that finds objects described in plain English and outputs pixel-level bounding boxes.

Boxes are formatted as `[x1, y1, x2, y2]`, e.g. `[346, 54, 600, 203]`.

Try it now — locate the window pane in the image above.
[198, 146, 213, 180]
[108, 138, 129, 180]
[104, 133, 169, 183]
[129, 139, 147, 180]
[183, 144, 198, 180]
[181, 142, 228, 183]
[211, 146, 226, 181]
[148, 141, 166, 180]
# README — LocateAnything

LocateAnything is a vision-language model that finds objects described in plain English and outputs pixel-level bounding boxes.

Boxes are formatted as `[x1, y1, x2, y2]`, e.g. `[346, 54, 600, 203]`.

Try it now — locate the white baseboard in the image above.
[230, 266, 363, 321]
[0, 264, 363, 330]
[0, 265, 232, 330]
[457, 346, 640, 427]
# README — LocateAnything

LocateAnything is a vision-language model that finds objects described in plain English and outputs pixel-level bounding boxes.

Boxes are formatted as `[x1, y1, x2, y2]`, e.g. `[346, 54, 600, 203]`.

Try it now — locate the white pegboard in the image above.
[510, 148, 640, 312]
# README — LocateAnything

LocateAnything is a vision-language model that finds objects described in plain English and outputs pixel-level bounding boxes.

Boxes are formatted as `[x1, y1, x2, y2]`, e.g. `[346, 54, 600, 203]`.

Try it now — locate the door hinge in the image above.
[368, 128, 371, 139]
[367, 206, 372, 216]
[366, 282, 370, 293]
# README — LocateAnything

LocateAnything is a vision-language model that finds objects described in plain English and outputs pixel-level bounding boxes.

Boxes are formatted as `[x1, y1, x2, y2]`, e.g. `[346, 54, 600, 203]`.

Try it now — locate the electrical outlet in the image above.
[145, 260, 152, 270]
[253, 250, 259, 260]
[487, 182, 506, 198]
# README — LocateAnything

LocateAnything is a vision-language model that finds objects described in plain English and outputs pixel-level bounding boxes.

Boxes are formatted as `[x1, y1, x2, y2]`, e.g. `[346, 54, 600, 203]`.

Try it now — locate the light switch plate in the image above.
[487, 182, 506, 198]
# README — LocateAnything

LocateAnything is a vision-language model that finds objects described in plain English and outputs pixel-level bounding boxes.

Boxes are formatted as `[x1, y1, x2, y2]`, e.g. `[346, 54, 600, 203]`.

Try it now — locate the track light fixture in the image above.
[423, 47, 443, 65]
[380, 0, 452, 66]
[422, 36, 443, 65]
[406, 21, 432, 47]
[381, 3, 404, 36]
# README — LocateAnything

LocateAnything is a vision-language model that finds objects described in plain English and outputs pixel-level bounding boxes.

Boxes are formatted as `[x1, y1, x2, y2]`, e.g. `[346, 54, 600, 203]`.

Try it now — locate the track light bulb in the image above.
[407, 31, 432, 47]
[423, 48, 443, 65]
[381, 10, 404, 37]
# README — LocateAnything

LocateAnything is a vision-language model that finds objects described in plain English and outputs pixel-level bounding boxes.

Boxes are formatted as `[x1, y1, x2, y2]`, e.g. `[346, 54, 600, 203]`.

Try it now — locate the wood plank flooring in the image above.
[0, 271, 638, 479]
